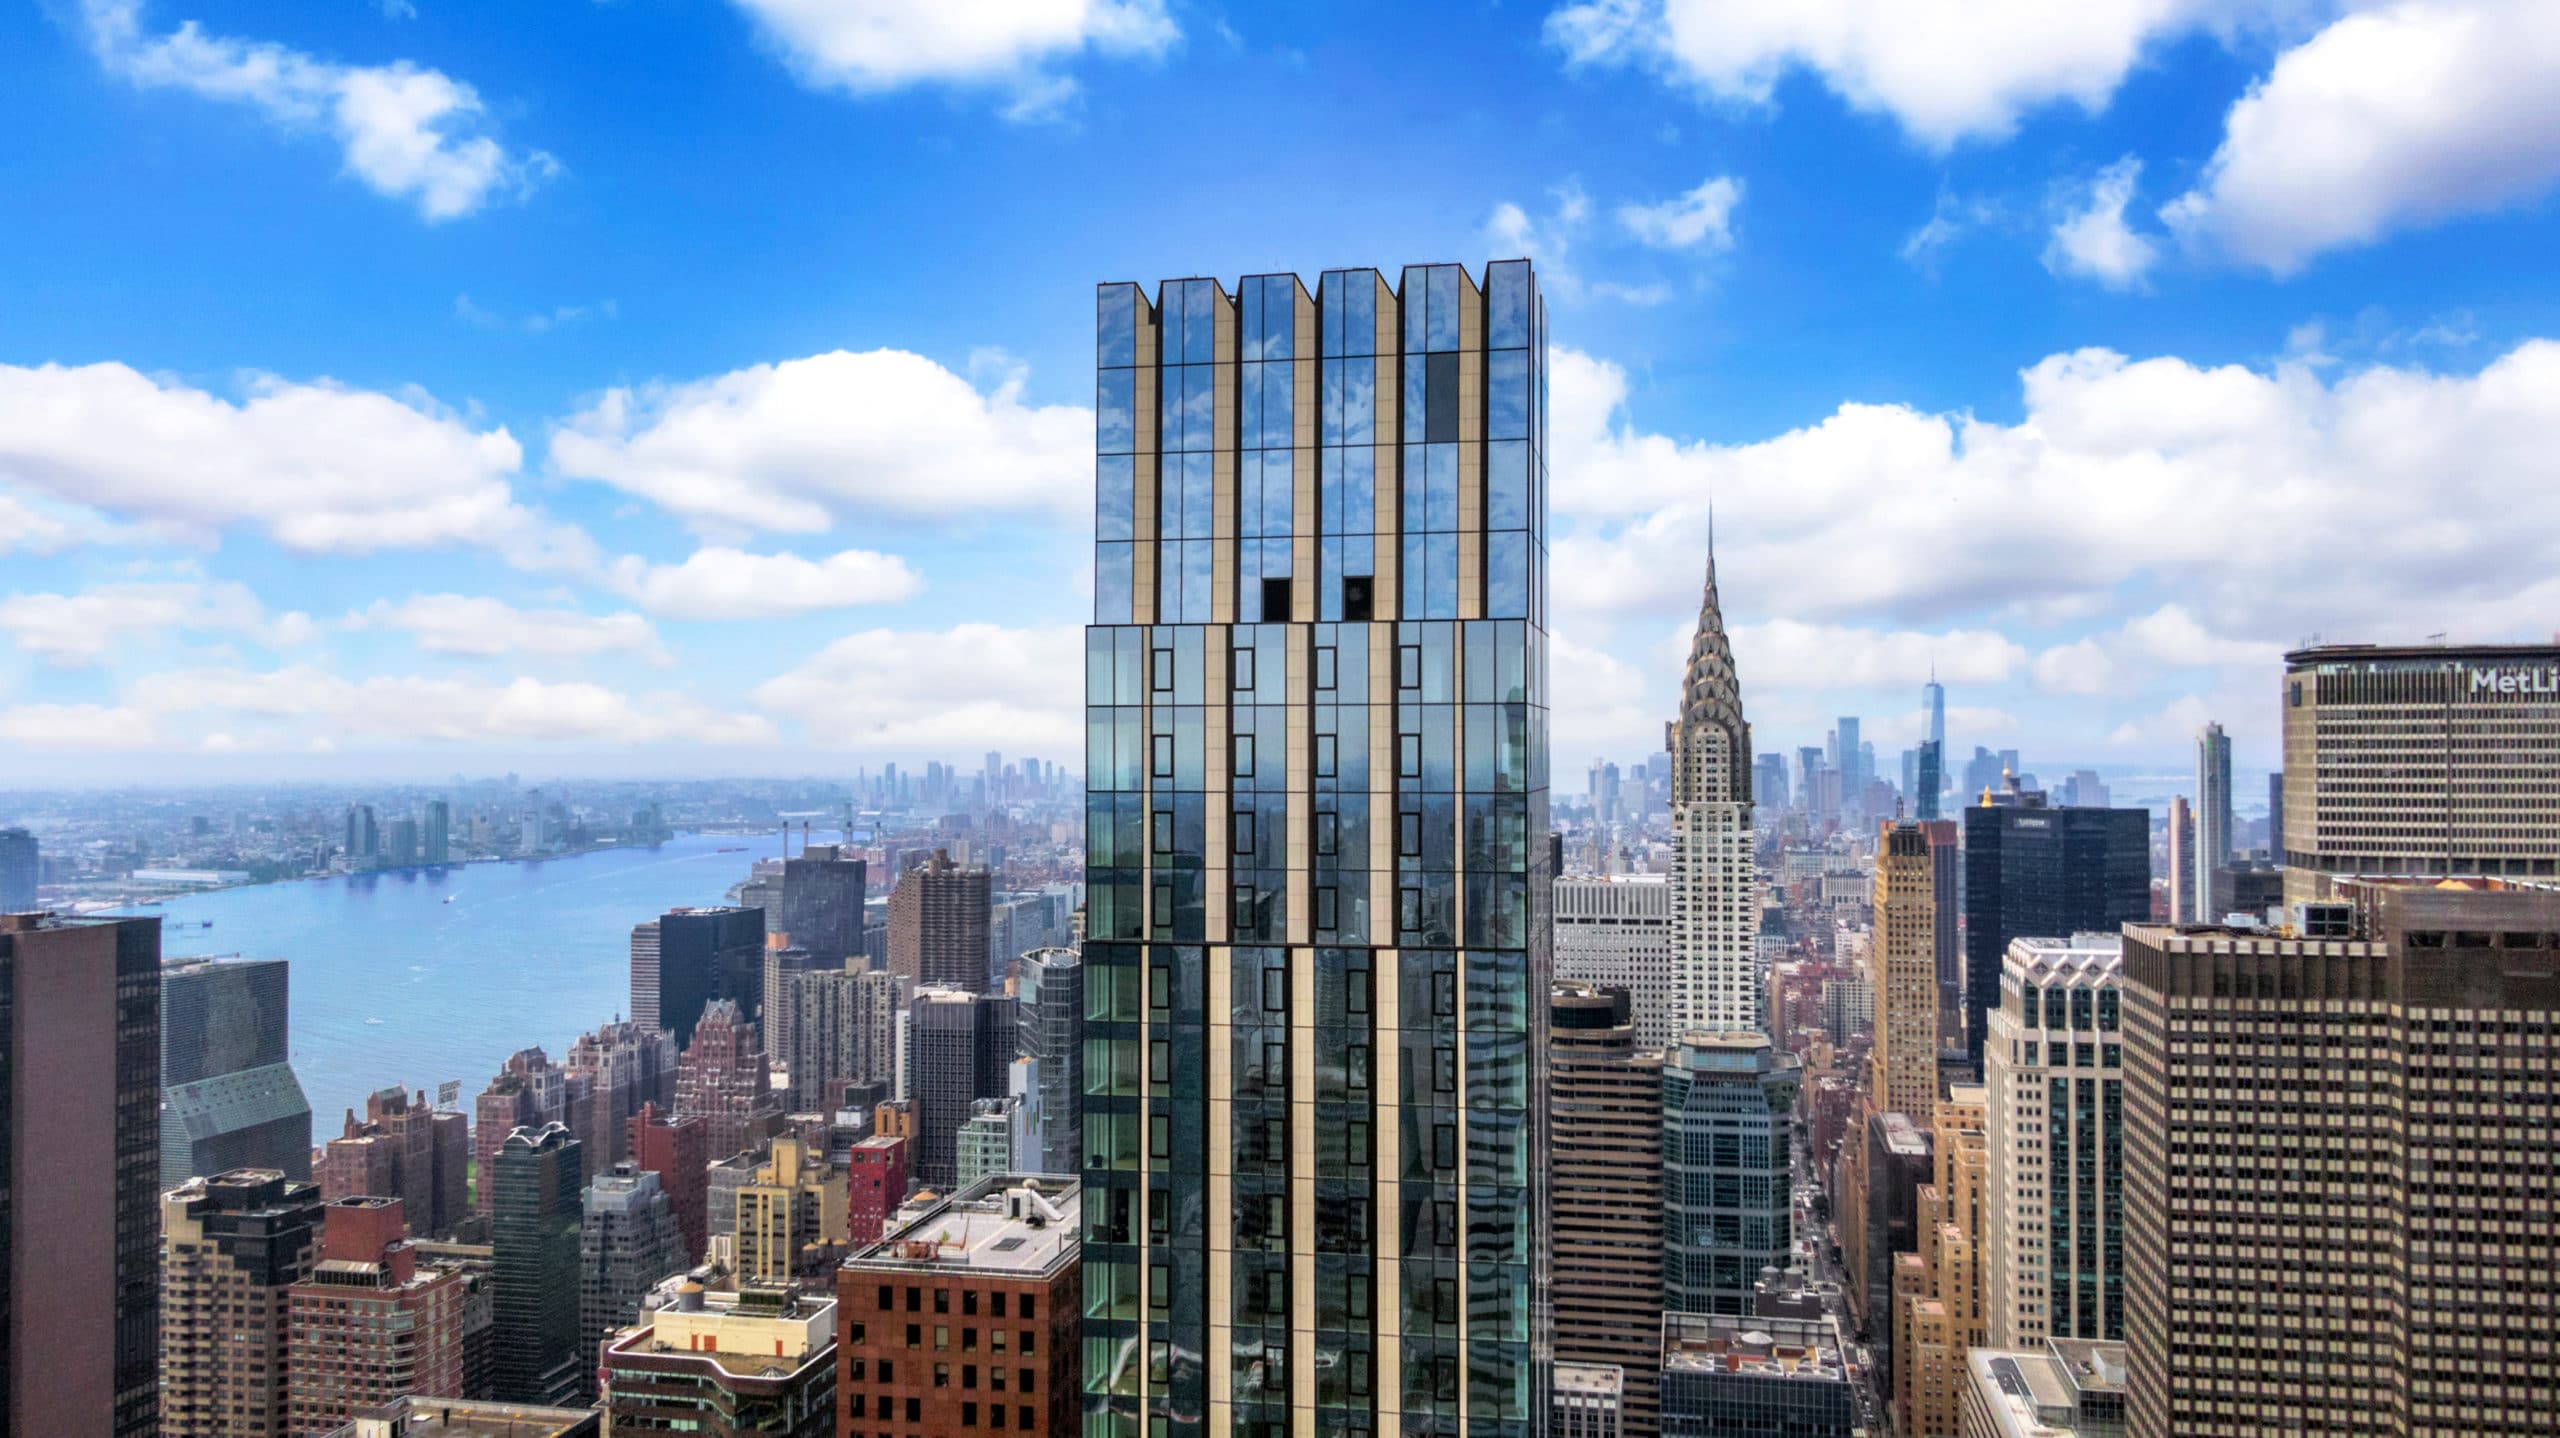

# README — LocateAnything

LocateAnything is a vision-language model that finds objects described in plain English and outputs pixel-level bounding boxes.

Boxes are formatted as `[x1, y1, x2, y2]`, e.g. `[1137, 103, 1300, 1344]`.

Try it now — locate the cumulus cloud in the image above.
[0, 702, 161, 749]
[0, 361, 588, 567]
[1618, 175, 1743, 250]
[2033, 638, 2116, 695]
[83, 665, 778, 749]
[80, 0, 556, 221]
[606, 546, 924, 620]
[345, 594, 669, 662]
[725, 0, 1177, 117]
[1488, 185, 1677, 306]
[0, 580, 309, 665]
[1544, 0, 2261, 148]
[550, 349, 1092, 537]
[1731, 619, 2027, 692]
[755, 623, 1082, 756]
[2163, 0, 2560, 273]
[2045, 156, 2159, 289]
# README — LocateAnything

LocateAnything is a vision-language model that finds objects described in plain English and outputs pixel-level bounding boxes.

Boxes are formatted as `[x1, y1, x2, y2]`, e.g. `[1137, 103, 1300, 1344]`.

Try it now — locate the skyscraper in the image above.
[0, 826, 36, 910]
[1982, 935, 2124, 1349]
[1924, 671, 1945, 754]
[2194, 721, 2232, 920]
[580, 1163, 685, 1374]
[905, 986, 1017, 1192]
[1, 911, 162, 1437]
[628, 1102, 709, 1263]
[490, 1123, 585, 1406]
[423, 799, 451, 866]
[673, 1000, 779, 1162]
[1671, 547, 1759, 1035]
[779, 845, 866, 966]
[784, 966, 908, 1113]
[2166, 796, 2192, 924]
[634, 906, 766, 1047]
[1870, 822, 1939, 1120]
[1083, 263, 1551, 1434]
[318, 1086, 469, 1240]
[344, 804, 379, 866]
[287, 1196, 476, 1432]
[159, 955, 313, 1187]
[1960, 780, 2148, 1063]
[1662, 1032, 1799, 1316]
[2123, 886, 2560, 1438]
[1550, 983, 1665, 1438]
[159, 1168, 322, 1438]
[1554, 876, 1679, 1047]
[1834, 717, 1862, 818]
[1914, 741, 1942, 822]
[1013, 946, 1083, 1175]
[886, 849, 991, 991]
[472, 1046, 565, 1215]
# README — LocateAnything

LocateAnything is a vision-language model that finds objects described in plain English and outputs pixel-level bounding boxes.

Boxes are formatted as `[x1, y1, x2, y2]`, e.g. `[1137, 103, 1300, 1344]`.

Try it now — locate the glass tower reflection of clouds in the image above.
[1086, 263, 1551, 1438]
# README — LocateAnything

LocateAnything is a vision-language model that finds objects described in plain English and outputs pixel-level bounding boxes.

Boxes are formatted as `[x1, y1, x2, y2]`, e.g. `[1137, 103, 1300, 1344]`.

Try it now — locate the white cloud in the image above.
[1488, 184, 1678, 307]
[2117, 604, 2283, 670]
[0, 492, 76, 554]
[1549, 631, 1656, 759]
[2108, 692, 2216, 748]
[346, 594, 669, 662]
[1618, 175, 1743, 250]
[2045, 156, 2159, 289]
[725, 0, 1177, 116]
[0, 702, 161, 749]
[1730, 619, 2027, 691]
[755, 623, 1082, 756]
[81, 0, 556, 221]
[1544, 0, 2262, 148]
[2032, 637, 2116, 695]
[1546, 338, 2560, 649]
[110, 665, 776, 748]
[606, 546, 925, 620]
[0, 580, 306, 665]
[0, 361, 587, 566]
[2163, 0, 2560, 273]
[455, 294, 618, 334]
[550, 349, 1092, 537]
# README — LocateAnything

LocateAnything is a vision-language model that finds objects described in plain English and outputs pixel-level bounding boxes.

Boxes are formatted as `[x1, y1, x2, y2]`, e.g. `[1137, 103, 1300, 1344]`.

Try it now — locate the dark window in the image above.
[1424, 352, 1459, 442]
[1263, 966, 1287, 1011]
[1399, 810, 1421, 857]
[1261, 576, 1292, 619]
[1315, 886, 1338, 930]
[1315, 811, 1339, 856]
[1342, 576, 1372, 622]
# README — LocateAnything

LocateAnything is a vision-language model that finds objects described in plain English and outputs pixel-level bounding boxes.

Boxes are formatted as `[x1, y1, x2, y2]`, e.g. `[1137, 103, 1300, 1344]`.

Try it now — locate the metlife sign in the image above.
[2467, 666, 2560, 697]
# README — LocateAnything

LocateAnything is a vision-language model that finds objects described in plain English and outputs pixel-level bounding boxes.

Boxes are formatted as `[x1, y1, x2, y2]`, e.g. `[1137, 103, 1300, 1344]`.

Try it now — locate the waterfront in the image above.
[146, 830, 788, 1127]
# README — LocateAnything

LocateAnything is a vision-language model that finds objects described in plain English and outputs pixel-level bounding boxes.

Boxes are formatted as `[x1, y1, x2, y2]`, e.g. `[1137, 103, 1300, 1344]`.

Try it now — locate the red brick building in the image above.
[846, 1134, 910, 1247]
[630, 1101, 710, 1261]
[286, 1197, 473, 1434]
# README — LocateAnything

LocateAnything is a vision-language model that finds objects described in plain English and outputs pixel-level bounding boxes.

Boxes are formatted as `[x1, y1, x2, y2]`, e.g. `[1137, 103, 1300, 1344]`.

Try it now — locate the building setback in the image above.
[286, 1196, 475, 1433]
[159, 1168, 323, 1438]
[1982, 936, 2125, 1349]
[159, 955, 314, 1188]
[1960, 779, 2149, 1064]
[1549, 984, 1666, 1438]
[2123, 886, 2560, 1438]
[1670, 546, 1761, 1036]
[0, 911, 162, 1438]
[1554, 876, 1679, 1048]
[1082, 262, 1552, 1436]
[887, 849, 992, 991]
[837, 1175, 1080, 1438]
[489, 1123, 586, 1406]
[603, 1284, 837, 1437]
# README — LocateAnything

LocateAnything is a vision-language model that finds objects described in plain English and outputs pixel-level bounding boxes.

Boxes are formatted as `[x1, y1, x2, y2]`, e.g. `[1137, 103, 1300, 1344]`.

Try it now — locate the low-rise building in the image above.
[1659, 1312, 1857, 1438]
[1958, 1339, 2128, 1438]
[600, 1284, 836, 1437]
[1555, 1362, 1627, 1438]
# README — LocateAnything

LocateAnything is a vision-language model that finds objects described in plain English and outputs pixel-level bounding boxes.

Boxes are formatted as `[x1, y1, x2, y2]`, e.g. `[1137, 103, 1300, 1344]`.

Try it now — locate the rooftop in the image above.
[2286, 641, 2560, 666]
[607, 1286, 835, 1383]
[1661, 1312, 1849, 1385]
[1964, 1341, 2128, 1438]
[845, 1172, 1080, 1278]
[318, 1396, 599, 1438]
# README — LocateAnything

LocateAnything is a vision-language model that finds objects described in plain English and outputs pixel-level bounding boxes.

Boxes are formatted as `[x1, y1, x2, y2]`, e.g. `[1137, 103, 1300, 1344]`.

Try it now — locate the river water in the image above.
[146, 830, 785, 1127]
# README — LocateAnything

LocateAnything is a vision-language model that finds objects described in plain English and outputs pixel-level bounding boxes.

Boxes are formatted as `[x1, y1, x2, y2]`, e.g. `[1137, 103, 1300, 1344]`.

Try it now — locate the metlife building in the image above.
[2282, 643, 2560, 902]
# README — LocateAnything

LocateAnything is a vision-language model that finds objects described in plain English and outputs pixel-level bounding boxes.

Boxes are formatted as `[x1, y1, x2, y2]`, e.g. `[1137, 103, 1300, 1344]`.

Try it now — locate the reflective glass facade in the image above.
[1086, 264, 1550, 1438]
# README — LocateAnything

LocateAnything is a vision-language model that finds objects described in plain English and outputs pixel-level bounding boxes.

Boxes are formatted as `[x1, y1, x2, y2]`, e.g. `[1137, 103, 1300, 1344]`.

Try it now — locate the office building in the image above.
[1671, 547, 1761, 1035]
[1959, 1340, 2128, 1438]
[2057, 771, 2110, 810]
[471, 1047, 564, 1216]
[1658, 1313, 1855, 1438]
[1982, 936, 2124, 1348]
[673, 1000, 780, 1162]
[633, 906, 766, 1048]
[887, 849, 991, 991]
[1752, 753, 1790, 817]
[580, 1163, 685, 1373]
[602, 1284, 837, 1437]
[845, 1134, 910, 1246]
[1871, 821, 1940, 1119]
[160, 955, 314, 1187]
[1013, 946, 1083, 1175]
[160, 1168, 323, 1437]
[2123, 886, 2560, 1438]
[315, 1396, 598, 1437]
[1084, 263, 1551, 1434]
[1961, 779, 2148, 1063]
[906, 985, 1016, 1191]
[837, 1175, 1079, 1437]
[345, 804, 379, 866]
[1555, 875, 1680, 1047]
[421, 800, 450, 866]
[780, 844, 867, 965]
[286, 1196, 475, 1432]
[2164, 797, 2192, 923]
[1555, 1363, 1626, 1438]
[1550, 984, 1665, 1438]
[1837, 1109, 1930, 1367]
[0, 827, 36, 910]
[1896, 1087, 1988, 1438]
[0, 912, 162, 1437]
[319, 1086, 470, 1241]
[629, 1102, 709, 1262]
[784, 966, 908, 1114]
[489, 1124, 585, 1405]
[1663, 1031, 1799, 1317]
[734, 1135, 849, 1288]
[2280, 642, 2560, 900]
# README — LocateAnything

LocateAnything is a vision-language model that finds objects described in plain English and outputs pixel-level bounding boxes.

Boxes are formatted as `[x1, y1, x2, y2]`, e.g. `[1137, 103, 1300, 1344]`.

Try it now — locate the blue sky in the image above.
[5, 0, 2560, 789]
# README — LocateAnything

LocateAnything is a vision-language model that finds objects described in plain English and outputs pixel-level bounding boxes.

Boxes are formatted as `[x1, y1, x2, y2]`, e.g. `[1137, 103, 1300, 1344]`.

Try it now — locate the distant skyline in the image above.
[7, 1, 2560, 782]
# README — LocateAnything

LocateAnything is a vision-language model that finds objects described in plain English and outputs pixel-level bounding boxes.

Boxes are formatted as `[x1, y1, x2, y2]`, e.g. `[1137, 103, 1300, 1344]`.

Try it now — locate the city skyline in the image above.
[11, 4, 2560, 782]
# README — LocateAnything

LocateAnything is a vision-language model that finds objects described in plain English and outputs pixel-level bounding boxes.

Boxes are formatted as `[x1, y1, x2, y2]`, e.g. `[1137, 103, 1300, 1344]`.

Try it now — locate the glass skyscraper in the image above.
[1085, 263, 1550, 1437]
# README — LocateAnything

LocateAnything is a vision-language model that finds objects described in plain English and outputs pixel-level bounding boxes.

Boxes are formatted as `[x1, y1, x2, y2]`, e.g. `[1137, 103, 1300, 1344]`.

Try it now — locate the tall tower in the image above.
[489, 1123, 584, 1405]
[1869, 821, 1939, 1120]
[1549, 983, 1665, 1436]
[1084, 263, 1551, 1437]
[2194, 721, 2231, 920]
[1669, 544, 1759, 1035]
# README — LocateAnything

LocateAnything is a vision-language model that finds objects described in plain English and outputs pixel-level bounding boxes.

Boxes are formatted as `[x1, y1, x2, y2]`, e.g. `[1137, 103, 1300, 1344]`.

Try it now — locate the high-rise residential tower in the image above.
[1, 911, 162, 1438]
[0, 826, 36, 910]
[2194, 721, 2231, 920]
[629, 1102, 709, 1262]
[2166, 797, 2193, 923]
[160, 955, 313, 1187]
[1549, 983, 1665, 1438]
[1670, 547, 1759, 1035]
[285, 1196, 477, 1432]
[490, 1123, 586, 1406]
[159, 1168, 322, 1438]
[1960, 779, 2148, 1064]
[1014, 946, 1084, 1175]
[1662, 1031, 1799, 1317]
[673, 1000, 779, 1162]
[2123, 886, 2560, 1438]
[887, 849, 991, 991]
[1083, 264, 1552, 1435]
[1982, 935, 2124, 1349]
[422, 799, 451, 865]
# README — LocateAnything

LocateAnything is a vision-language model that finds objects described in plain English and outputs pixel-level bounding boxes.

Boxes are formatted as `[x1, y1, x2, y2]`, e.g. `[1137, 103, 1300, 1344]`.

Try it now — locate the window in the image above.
[1399, 645, 1421, 689]
[1233, 735, 1255, 779]
[993, 1293, 1007, 1319]
[908, 1287, 922, 1312]
[1399, 734, 1420, 778]
[1399, 810, 1422, 857]
[1315, 734, 1337, 778]
[907, 1324, 921, 1348]
[964, 1291, 979, 1317]
[1315, 646, 1337, 690]
[878, 1285, 894, 1311]
[1349, 967, 1371, 1014]
[965, 1364, 979, 1388]
[1232, 646, 1256, 690]
[1315, 810, 1338, 856]
[934, 1362, 950, 1388]
[1233, 809, 1255, 854]
[1152, 734, 1174, 779]
[1433, 1045, 1457, 1094]
[935, 1288, 950, 1314]
[1434, 1123, 1457, 1172]
[1315, 886, 1338, 931]
[1346, 1043, 1370, 1091]
[1260, 577, 1292, 619]
[1343, 576, 1372, 622]
[1263, 966, 1287, 1011]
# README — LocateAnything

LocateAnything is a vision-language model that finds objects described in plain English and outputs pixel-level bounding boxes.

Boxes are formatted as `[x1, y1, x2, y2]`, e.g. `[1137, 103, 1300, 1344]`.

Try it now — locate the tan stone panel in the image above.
[1374, 271, 1399, 359]
[1215, 361, 1237, 449]
[1374, 352, 1398, 438]
[1138, 366, 1160, 454]
[1460, 349, 1482, 445]
[1294, 357, 1316, 448]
